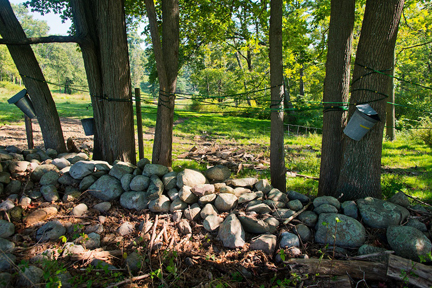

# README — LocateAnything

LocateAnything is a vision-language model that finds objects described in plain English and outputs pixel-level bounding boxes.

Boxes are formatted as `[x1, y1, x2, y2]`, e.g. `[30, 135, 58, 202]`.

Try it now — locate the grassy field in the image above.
[1, 81, 431, 202]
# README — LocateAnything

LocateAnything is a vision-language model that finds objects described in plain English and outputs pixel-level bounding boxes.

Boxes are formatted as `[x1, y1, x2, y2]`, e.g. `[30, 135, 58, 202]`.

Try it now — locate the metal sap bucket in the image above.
[81, 118, 95, 136]
[7, 89, 37, 119]
[343, 104, 380, 141]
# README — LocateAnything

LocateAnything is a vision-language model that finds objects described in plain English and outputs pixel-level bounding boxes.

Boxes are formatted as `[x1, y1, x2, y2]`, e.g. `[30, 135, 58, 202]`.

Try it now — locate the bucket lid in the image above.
[7, 89, 27, 104]
[356, 104, 380, 121]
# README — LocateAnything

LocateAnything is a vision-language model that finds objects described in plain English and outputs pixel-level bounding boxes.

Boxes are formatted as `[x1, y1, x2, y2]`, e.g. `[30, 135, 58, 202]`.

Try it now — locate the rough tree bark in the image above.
[0, 0, 66, 152]
[336, 0, 404, 200]
[318, 0, 355, 196]
[145, 0, 179, 167]
[70, 0, 135, 164]
[269, 0, 286, 192]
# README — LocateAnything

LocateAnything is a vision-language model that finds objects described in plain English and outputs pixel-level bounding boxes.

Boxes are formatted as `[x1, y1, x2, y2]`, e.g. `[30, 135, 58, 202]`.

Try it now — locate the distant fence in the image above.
[285, 124, 322, 136]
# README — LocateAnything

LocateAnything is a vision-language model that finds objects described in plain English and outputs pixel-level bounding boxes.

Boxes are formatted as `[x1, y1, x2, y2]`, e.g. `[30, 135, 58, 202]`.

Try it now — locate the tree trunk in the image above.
[145, 0, 179, 167]
[336, 0, 404, 200]
[299, 65, 304, 96]
[269, 0, 286, 192]
[70, 0, 135, 164]
[386, 55, 396, 141]
[318, 0, 355, 196]
[0, 0, 66, 152]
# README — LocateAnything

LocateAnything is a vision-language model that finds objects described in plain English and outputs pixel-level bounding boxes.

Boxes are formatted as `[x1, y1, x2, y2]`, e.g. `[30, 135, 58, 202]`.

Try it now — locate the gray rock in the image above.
[198, 194, 217, 205]
[93, 202, 112, 212]
[62, 188, 81, 203]
[388, 191, 411, 208]
[45, 148, 58, 158]
[411, 204, 429, 214]
[226, 178, 257, 187]
[69, 161, 95, 180]
[217, 214, 245, 248]
[130, 175, 150, 191]
[162, 171, 178, 190]
[406, 218, 428, 232]
[23, 207, 58, 226]
[6, 146, 21, 154]
[118, 222, 135, 236]
[233, 187, 251, 197]
[109, 161, 135, 180]
[184, 203, 201, 221]
[17, 265, 43, 287]
[121, 173, 134, 191]
[280, 232, 300, 248]
[126, 251, 144, 275]
[39, 170, 60, 186]
[147, 175, 164, 200]
[272, 209, 295, 219]
[0, 172, 10, 184]
[5, 180, 21, 194]
[170, 198, 188, 212]
[70, 152, 89, 164]
[177, 169, 207, 188]
[19, 196, 31, 208]
[26, 190, 42, 200]
[203, 214, 224, 232]
[0, 238, 14, 253]
[93, 161, 112, 175]
[254, 179, 272, 194]
[357, 197, 409, 229]
[314, 203, 339, 214]
[246, 203, 272, 214]
[238, 192, 257, 204]
[178, 219, 192, 234]
[172, 211, 182, 223]
[143, 164, 169, 177]
[36, 220, 66, 242]
[120, 191, 149, 210]
[40, 185, 60, 202]
[8, 161, 30, 173]
[358, 244, 389, 262]
[26, 153, 41, 162]
[315, 213, 366, 248]
[79, 175, 96, 191]
[191, 184, 215, 197]
[179, 186, 199, 204]
[91, 259, 117, 270]
[0, 253, 15, 272]
[313, 196, 340, 210]
[148, 195, 171, 213]
[137, 158, 150, 170]
[57, 271, 73, 288]
[219, 185, 235, 194]
[205, 165, 231, 182]
[295, 224, 311, 242]
[0, 220, 14, 238]
[88, 175, 123, 201]
[200, 203, 219, 219]
[288, 190, 310, 204]
[71, 203, 88, 217]
[387, 225, 432, 261]
[62, 242, 85, 256]
[250, 234, 277, 255]
[0, 200, 14, 212]
[286, 200, 303, 211]
[268, 188, 288, 203]
[238, 215, 269, 234]
[58, 174, 80, 186]
[52, 158, 70, 169]
[264, 217, 279, 233]
[0, 272, 11, 288]
[341, 201, 358, 218]
[84, 232, 100, 249]
[215, 193, 238, 212]
[167, 188, 179, 201]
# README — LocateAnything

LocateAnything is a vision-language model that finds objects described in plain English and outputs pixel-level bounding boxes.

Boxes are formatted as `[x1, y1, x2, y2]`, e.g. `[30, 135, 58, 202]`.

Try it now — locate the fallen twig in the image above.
[283, 202, 312, 225]
[106, 273, 150, 288]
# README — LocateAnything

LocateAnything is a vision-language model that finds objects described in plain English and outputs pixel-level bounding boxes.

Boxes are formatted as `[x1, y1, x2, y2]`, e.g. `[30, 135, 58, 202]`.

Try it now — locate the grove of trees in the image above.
[0, 0, 431, 199]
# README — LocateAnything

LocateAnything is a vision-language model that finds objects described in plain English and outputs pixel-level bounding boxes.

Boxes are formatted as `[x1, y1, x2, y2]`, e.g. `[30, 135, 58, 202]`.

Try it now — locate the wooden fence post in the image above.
[135, 88, 144, 159]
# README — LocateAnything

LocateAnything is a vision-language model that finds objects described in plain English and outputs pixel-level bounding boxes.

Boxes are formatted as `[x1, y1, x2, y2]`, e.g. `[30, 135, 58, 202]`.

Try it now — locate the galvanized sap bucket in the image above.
[343, 104, 380, 141]
[81, 118, 95, 136]
[7, 89, 37, 119]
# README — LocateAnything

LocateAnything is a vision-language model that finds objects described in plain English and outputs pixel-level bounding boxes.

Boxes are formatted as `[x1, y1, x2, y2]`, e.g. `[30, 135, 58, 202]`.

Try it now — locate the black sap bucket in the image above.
[343, 104, 380, 141]
[81, 118, 95, 136]
[7, 89, 37, 119]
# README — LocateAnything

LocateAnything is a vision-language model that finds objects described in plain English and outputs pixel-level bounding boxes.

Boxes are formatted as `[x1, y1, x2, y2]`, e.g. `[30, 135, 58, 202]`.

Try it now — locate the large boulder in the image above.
[177, 169, 207, 188]
[88, 175, 123, 201]
[217, 214, 245, 248]
[357, 197, 409, 229]
[387, 225, 432, 261]
[120, 191, 149, 210]
[205, 165, 231, 182]
[68, 161, 95, 180]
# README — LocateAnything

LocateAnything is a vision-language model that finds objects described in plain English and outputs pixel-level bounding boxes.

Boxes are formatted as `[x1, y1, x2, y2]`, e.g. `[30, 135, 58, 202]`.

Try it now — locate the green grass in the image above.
[1, 81, 431, 202]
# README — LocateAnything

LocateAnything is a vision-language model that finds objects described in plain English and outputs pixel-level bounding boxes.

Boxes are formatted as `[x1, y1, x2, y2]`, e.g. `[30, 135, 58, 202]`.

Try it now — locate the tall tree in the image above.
[270, 0, 286, 192]
[144, 0, 179, 167]
[318, 0, 355, 196]
[70, 0, 135, 164]
[336, 0, 404, 200]
[0, 0, 66, 152]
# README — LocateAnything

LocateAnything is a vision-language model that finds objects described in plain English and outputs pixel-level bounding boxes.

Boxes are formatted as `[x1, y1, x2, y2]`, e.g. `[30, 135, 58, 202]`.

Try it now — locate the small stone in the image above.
[226, 178, 257, 187]
[125, 251, 144, 275]
[148, 195, 171, 213]
[88, 175, 123, 201]
[26, 189, 43, 200]
[184, 203, 201, 221]
[287, 190, 310, 204]
[130, 175, 150, 191]
[62, 188, 81, 203]
[179, 186, 199, 204]
[280, 232, 300, 248]
[254, 179, 272, 194]
[24, 207, 58, 226]
[238, 192, 257, 204]
[0, 238, 14, 253]
[295, 224, 311, 242]
[52, 158, 70, 169]
[205, 165, 231, 182]
[5, 180, 21, 194]
[176, 169, 207, 188]
[17, 265, 44, 287]
[9, 206, 23, 222]
[314, 203, 339, 214]
[0, 172, 10, 184]
[203, 214, 224, 232]
[298, 211, 318, 227]
[250, 234, 277, 255]
[246, 203, 272, 214]
[272, 209, 295, 219]
[109, 161, 135, 180]
[137, 158, 150, 170]
[238, 215, 269, 234]
[0, 253, 16, 272]
[341, 201, 358, 218]
[200, 203, 218, 219]
[162, 171, 178, 190]
[0, 200, 14, 212]
[313, 196, 340, 210]
[19, 196, 31, 208]
[40, 185, 60, 202]
[217, 214, 245, 248]
[268, 188, 288, 202]
[68, 161, 95, 180]
[263, 200, 285, 209]
[120, 191, 149, 211]
[287, 200, 303, 211]
[358, 244, 389, 262]
[71, 203, 88, 217]
[8, 161, 30, 174]
[58, 174, 80, 186]
[178, 219, 192, 234]
[191, 184, 215, 197]
[167, 188, 179, 201]
[406, 218, 428, 232]
[198, 194, 217, 205]
[143, 164, 169, 177]
[79, 175, 96, 191]
[118, 222, 135, 236]
[94, 202, 112, 213]
[83, 232, 100, 249]
[233, 187, 251, 197]
[147, 175, 164, 200]
[388, 191, 410, 208]
[39, 170, 60, 186]
[36, 220, 66, 242]
[215, 193, 238, 212]
[0, 220, 15, 238]
[170, 198, 188, 212]
[120, 173, 134, 191]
